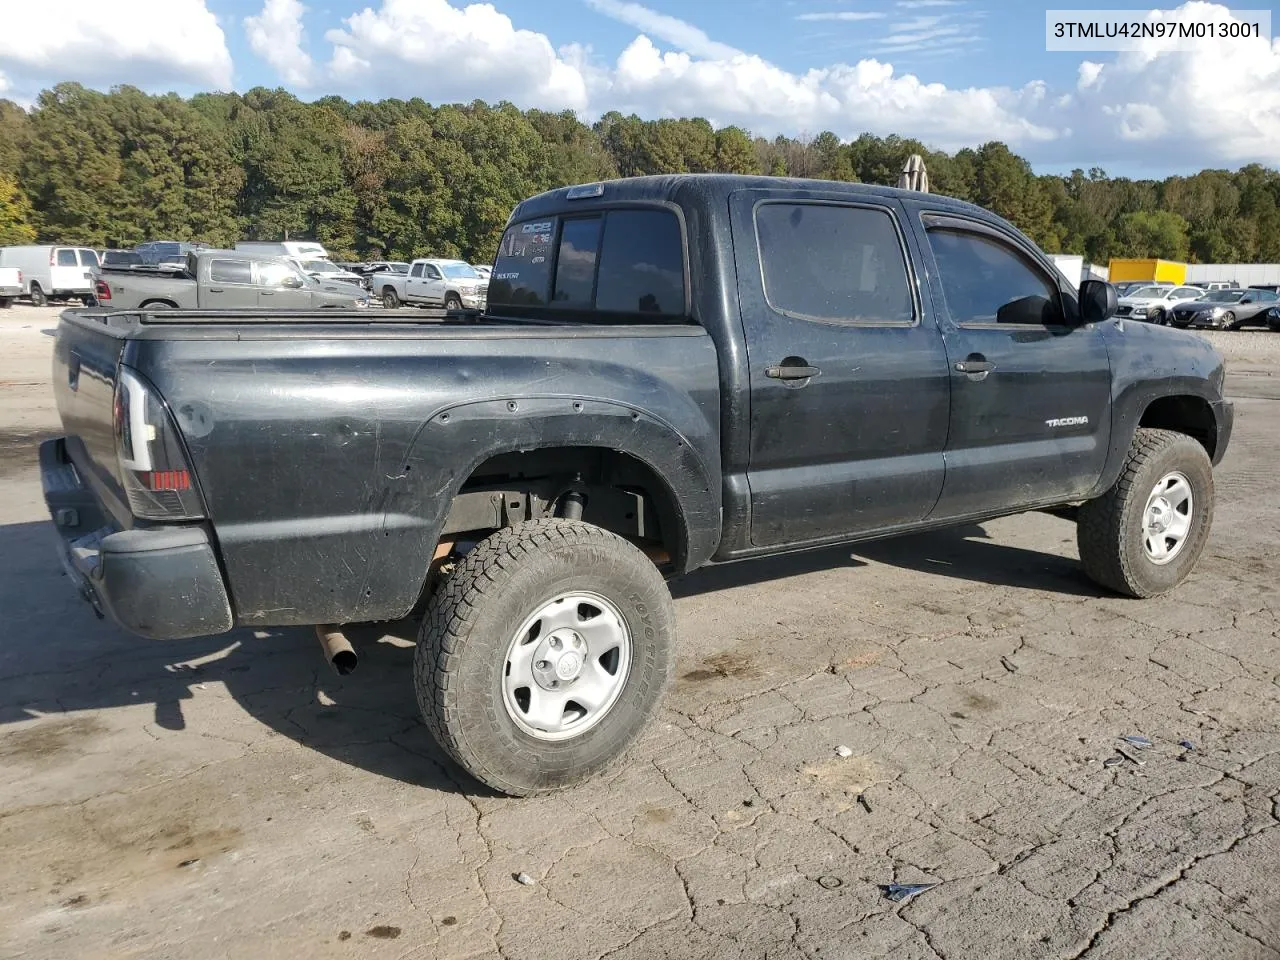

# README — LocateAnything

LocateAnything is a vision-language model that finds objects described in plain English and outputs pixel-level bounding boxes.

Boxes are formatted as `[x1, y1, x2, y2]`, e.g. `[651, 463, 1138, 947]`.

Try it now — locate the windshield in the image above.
[441, 263, 480, 280]
[1128, 286, 1168, 299]
[1201, 290, 1244, 302]
[303, 260, 338, 273]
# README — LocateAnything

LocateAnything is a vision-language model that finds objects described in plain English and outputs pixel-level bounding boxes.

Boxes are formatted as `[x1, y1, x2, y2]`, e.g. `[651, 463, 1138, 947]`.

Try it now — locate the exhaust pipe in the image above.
[316, 624, 357, 675]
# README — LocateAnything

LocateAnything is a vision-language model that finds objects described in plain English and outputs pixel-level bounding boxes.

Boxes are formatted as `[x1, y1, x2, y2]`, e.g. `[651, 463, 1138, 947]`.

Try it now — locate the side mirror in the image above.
[281, 275, 303, 289]
[1079, 279, 1117, 324]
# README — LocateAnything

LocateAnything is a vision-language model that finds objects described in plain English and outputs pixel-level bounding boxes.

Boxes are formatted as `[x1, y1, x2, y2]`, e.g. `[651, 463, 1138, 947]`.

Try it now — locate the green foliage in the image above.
[5, 85, 1280, 267]
[0, 174, 37, 244]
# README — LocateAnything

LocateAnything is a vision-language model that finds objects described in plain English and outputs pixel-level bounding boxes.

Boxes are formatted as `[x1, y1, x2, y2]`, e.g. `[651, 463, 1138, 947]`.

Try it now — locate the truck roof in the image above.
[510, 174, 999, 224]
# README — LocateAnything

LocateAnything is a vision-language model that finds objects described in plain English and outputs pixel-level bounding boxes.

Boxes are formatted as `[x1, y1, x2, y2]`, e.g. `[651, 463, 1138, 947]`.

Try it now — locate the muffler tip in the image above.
[317, 625, 358, 676]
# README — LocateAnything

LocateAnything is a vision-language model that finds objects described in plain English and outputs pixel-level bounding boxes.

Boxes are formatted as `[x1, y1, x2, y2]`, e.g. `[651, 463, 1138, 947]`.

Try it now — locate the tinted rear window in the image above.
[490, 209, 685, 319]
[755, 203, 913, 324]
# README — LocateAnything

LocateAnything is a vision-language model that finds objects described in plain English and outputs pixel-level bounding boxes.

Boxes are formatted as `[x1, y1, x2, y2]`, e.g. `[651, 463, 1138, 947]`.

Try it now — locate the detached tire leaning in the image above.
[415, 519, 676, 796]
[1077, 428, 1214, 598]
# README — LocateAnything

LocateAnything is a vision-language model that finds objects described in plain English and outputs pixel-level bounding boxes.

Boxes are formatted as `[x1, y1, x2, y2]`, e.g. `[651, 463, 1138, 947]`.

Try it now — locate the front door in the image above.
[255, 260, 312, 308]
[420, 264, 446, 305]
[730, 190, 952, 548]
[903, 206, 1112, 518]
[205, 258, 259, 308]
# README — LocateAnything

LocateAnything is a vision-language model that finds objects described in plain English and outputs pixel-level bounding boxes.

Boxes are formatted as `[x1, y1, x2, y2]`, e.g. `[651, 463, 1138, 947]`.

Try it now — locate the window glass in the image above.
[1258, 290, 1278, 302]
[927, 229, 1063, 325]
[754, 203, 913, 324]
[1172, 287, 1201, 299]
[210, 259, 252, 284]
[442, 262, 479, 279]
[78, 249, 99, 267]
[490, 219, 556, 306]
[56, 249, 77, 266]
[410, 263, 424, 278]
[425, 265, 442, 279]
[553, 218, 601, 306]
[256, 261, 300, 287]
[595, 210, 684, 317]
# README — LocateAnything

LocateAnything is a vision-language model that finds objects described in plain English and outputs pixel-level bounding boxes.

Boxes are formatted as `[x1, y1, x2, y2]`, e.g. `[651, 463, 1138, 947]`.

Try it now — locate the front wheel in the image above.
[415, 519, 676, 796]
[444, 293, 462, 311]
[1077, 428, 1214, 598]
[1220, 310, 1237, 330]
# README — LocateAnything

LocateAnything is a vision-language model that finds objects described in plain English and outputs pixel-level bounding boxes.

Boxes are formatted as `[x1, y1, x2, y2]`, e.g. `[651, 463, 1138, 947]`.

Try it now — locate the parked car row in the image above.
[1116, 281, 1280, 330]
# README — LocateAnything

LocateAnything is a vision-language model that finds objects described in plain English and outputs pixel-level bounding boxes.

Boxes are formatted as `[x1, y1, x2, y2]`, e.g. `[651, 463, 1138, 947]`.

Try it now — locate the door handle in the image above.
[208, 287, 224, 293]
[954, 356, 995, 381]
[765, 363, 821, 381]
[261, 290, 275, 296]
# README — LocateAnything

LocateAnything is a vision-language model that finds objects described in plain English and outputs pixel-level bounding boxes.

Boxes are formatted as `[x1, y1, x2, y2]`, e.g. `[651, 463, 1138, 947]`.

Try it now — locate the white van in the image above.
[234, 240, 330, 261]
[0, 245, 100, 305]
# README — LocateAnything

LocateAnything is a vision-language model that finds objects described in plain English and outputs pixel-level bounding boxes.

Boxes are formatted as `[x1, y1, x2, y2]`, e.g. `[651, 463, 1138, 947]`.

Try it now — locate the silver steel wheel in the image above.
[1142, 471, 1193, 565]
[502, 592, 632, 742]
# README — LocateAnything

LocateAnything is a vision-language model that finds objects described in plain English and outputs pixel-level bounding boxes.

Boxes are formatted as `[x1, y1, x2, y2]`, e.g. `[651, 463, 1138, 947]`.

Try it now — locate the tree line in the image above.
[1, 82, 1278, 266]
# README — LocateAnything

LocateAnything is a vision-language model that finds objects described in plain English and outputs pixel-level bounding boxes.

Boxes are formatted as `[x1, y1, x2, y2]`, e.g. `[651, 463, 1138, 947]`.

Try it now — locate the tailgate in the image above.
[52, 311, 131, 523]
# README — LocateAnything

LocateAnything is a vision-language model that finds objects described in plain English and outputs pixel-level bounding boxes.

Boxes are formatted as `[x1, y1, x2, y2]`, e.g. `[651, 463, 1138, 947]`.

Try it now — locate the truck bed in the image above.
[50, 307, 722, 628]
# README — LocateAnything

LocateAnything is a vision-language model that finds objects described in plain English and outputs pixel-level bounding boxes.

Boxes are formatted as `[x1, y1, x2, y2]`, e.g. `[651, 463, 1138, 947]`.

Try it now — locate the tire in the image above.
[381, 287, 399, 309]
[1077, 428, 1214, 598]
[415, 519, 676, 796]
[1220, 311, 1237, 330]
[0, 297, 11, 309]
[1151, 309, 1166, 325]
[140, 300, 174, 309]
[444, 293, 463, 311]
[29, 283, 46, 307]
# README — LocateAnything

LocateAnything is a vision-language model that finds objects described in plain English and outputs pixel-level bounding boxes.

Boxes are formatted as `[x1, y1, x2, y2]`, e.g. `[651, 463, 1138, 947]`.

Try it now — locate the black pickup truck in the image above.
[43, 175, 1232, 796]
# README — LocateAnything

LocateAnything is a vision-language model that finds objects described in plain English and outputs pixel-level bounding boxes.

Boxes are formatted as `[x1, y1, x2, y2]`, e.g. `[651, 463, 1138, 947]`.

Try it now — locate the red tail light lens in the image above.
[95, 279, 111, 301]
[113, 367, 204, 520]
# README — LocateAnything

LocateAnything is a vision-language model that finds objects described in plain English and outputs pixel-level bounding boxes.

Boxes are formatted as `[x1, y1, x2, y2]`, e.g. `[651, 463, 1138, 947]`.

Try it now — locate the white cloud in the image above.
[585, 0, 742, 59]
[245, 0, 314, 87]
[324, 0, 589, 110]
[796, 12, 889, 22]
[896, 0, 964, 7]
[0, 0, 232, 98]
[1077, 61, 1104, 90]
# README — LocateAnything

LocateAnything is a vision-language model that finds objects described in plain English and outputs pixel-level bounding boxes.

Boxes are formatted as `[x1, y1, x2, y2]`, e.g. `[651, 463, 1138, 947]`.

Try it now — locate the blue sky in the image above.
[5, 0, 1280, 176]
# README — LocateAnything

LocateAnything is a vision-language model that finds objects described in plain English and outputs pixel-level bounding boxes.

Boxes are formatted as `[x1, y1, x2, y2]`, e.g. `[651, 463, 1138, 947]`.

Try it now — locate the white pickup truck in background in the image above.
[0, 267, 20, 307]
[367, 258, 488, 310]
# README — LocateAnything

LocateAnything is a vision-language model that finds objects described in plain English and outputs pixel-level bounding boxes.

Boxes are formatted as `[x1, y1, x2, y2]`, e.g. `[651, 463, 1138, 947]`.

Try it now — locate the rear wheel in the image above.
[415, 519, 676, 796]
[140, 300, 174, 310]
[28, 283, 46, 307]
[0, 297, 11, 309]
[1077, 428, 1214, 598]
[381, 287, 400, 309]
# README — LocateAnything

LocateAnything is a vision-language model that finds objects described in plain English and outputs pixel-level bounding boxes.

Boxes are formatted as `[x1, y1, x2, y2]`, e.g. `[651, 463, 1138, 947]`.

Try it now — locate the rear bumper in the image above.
[0, 285, 20, 297]
[1212, 399, 1234, 466]
[40, 438, 233, 640]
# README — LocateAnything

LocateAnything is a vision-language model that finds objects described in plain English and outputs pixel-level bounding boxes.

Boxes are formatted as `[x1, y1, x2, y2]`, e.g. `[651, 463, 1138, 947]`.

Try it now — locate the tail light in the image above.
[113, 367, 204, 520]
[95, 278, 111, 301]
[17, 270, 22, 284]
[49, 250, 55, 265]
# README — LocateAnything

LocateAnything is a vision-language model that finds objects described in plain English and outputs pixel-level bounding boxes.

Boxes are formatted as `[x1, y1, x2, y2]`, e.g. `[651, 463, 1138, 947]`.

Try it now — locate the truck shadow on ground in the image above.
[0, 516, 1105, 794]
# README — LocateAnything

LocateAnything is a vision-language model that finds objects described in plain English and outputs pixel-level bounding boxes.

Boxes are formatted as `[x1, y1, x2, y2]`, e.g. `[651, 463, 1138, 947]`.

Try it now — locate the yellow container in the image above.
[1107, 259, 1187, 284]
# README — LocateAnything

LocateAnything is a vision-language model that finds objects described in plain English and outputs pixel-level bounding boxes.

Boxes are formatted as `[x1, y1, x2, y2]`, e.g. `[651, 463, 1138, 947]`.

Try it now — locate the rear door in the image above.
[730, 190, 951, 547]
[52, 248, 91, 294]
[904, 206, 1112, 518]
[255, 260, 311, 308]
[205, 258, 259, 308]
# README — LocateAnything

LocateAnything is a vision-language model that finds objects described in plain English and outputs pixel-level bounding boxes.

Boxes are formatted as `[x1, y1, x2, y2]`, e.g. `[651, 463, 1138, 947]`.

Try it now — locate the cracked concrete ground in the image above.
[1, 305, 1278, 959]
